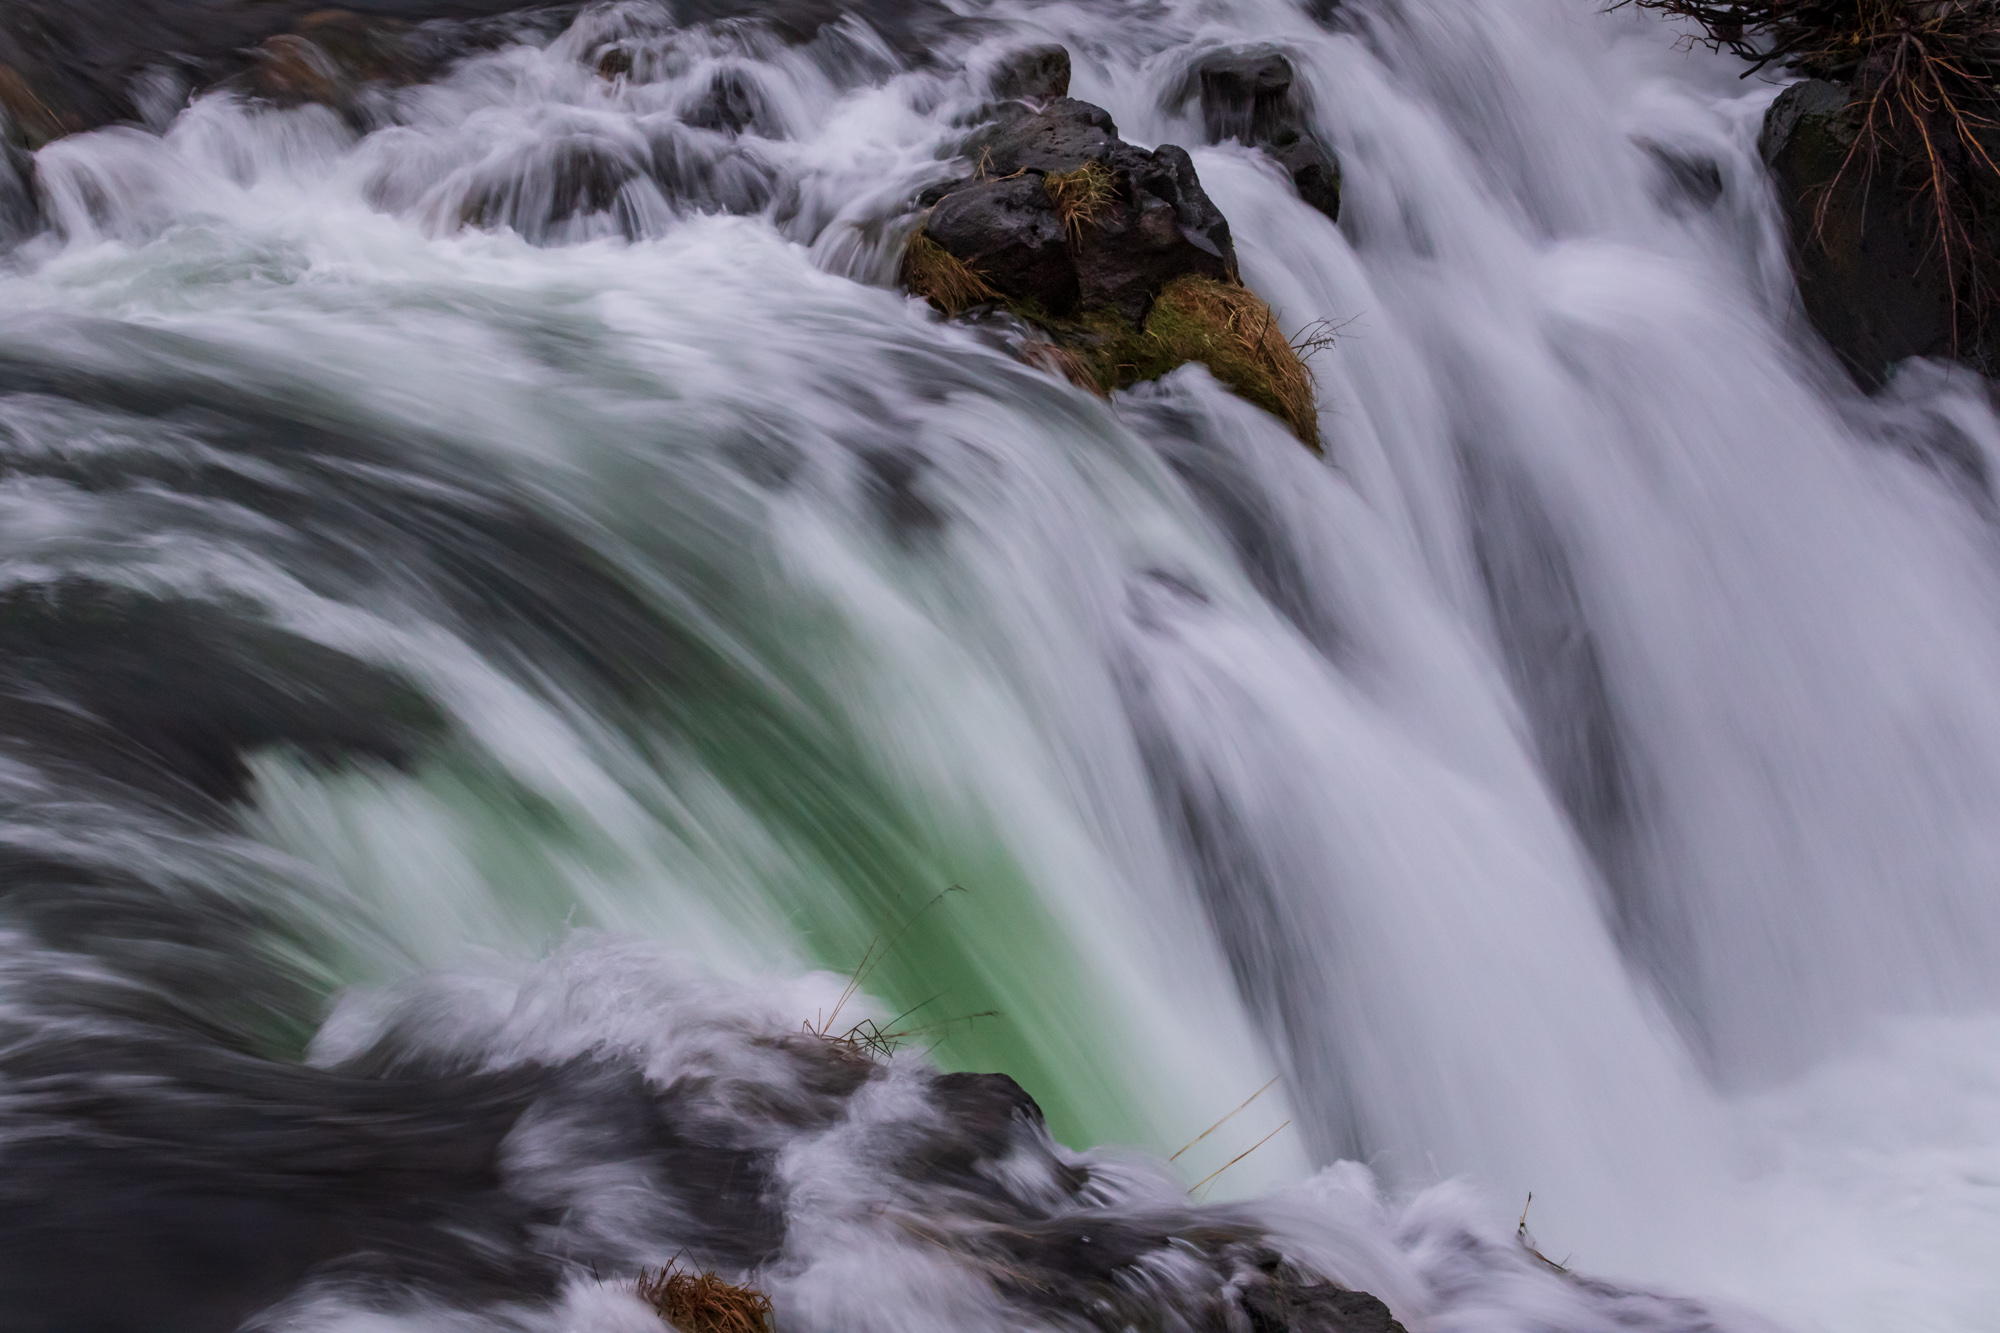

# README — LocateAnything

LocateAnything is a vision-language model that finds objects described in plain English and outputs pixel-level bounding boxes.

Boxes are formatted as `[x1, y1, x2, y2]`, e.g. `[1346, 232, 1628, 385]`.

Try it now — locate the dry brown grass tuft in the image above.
[636, 1261, 775, 1333]
[1043, 159, 1117, 240]
[901, 228, 1002, 315]
[1614, 0, 2000, 338]
[1141, 277, 1321, 450]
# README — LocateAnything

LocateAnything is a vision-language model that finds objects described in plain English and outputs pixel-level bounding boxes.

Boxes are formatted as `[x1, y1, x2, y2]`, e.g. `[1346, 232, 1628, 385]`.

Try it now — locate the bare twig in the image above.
[1188, 1119, 1292, 1197]
[1171, 1076, 1281, 1162]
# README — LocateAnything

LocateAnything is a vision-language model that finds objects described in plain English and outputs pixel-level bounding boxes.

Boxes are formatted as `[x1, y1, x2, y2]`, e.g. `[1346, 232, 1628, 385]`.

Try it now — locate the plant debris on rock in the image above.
[902, 67, 1324, 449]
[636, 1261, 776, 1333]
[1621, 0, 2000, 383]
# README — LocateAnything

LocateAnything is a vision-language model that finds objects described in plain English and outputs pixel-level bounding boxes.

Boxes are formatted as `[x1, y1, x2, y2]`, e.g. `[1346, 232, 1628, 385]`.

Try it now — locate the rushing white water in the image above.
[5, 0, 2000, 1330]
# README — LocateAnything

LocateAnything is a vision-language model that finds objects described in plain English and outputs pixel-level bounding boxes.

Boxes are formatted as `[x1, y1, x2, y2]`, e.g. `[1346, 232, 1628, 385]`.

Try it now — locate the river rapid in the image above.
[2, 1, 1999, 1330]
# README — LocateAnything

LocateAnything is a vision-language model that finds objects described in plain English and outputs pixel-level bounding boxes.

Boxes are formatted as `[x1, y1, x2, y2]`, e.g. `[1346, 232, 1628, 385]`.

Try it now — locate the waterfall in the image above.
[3, 1, 1999, 1329]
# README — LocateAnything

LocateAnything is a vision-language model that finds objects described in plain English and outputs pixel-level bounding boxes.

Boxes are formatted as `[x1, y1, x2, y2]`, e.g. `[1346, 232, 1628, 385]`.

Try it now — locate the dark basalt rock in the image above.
[927, 175, 1081, 309]
[990, 43, 1072, 102]
[1200, 50, 1298, 143]
[1759, 78, 1972, 387]
[1194, 48, 1342, 223]
[1071, 140, 1235, 319]
[969, 95, 1121, 176]
[894, 1073, 1405, 1333]
[0, 0, 993, 147]
[0, 136, 36, 248]
[903, 67, 1319, 448]
[1243, 1264, 1409, 1333]
[1270, 133, 1344, 221]
[926, 96, 1236, 320]
[1641, 141, 1726, 213]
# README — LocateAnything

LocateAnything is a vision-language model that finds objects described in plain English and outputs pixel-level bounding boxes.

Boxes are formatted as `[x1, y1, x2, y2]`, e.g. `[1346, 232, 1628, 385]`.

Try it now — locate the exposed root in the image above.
[1043, 159, 1116, 240]
[636, 1261, 775, 1333]
[901, 229, 1000, 315]
[1613, 0, 2000, 343]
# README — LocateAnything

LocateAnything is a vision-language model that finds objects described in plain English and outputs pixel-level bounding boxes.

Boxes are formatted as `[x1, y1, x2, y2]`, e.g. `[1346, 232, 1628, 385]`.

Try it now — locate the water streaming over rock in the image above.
[3, 1, 2000, 1330]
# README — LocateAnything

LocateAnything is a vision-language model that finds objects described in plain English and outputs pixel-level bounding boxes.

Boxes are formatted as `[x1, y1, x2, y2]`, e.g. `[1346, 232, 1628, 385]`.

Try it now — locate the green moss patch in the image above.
[1045, 277, 1320, 451]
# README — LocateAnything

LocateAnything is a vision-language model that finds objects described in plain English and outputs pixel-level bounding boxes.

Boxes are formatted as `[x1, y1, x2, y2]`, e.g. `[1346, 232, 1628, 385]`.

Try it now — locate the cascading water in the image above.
[3, 0, 2000, 1329]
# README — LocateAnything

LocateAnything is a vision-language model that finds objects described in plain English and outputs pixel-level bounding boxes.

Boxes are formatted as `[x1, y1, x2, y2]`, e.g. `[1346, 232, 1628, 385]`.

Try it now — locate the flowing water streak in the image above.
[4, 0, 2000, 1328]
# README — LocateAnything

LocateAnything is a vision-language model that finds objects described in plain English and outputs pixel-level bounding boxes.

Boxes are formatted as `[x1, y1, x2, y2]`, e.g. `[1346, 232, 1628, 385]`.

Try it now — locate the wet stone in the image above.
[926, 173, 1079, 312]
[689, 69, 770, 135]
[1242, 1265, 1411, 1333]
[1199, 49, 1298, 144]
[458, 137, 647, 241]
[968, 96, 1120, 176]
[1758, 78, 1959, 387]
[0, 136, 37, 247]
[990, 43, 1071, 102]
[1193, 48, 1342, 224]
[923, 95, 1236, 320]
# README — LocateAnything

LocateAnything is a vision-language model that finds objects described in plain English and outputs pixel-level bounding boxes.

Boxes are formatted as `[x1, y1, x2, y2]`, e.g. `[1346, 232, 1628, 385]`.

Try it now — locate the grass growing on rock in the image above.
[901, 228, 1001, 314]
[897, 231, 1324, 449]
[636, 1261, 775, 1333]
[1068, 277, 1321, 450]
[1043, 159, 1116, 239]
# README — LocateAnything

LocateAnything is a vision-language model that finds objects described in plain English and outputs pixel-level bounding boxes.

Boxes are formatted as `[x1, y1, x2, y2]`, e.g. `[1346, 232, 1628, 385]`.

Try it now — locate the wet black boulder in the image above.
[1242, 1267, 1409, 1333]
[1194, 49, 1341, 223]
[990, 43, 1072, 102]
[1759, 78, 1972, 387]
[923, 95, 1237, 320]
[927, 174, 1080, 311]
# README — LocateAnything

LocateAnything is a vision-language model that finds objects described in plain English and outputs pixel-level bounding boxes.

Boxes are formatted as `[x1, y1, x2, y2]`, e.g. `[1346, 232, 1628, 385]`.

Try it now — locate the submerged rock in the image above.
[0, 135, 36, 247]
[1194, 48, 1342, 223]
[989, 43, 1072, 102]
[0, 0, 555, 145]
[239, 10, 424, 112]
[688, 69, 772, 135]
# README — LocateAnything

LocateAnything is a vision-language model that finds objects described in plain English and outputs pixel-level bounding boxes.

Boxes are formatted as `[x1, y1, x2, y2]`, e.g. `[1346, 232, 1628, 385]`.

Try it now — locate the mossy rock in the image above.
[903, 233, 1321, 451]
[1056, 277, 1320, 450]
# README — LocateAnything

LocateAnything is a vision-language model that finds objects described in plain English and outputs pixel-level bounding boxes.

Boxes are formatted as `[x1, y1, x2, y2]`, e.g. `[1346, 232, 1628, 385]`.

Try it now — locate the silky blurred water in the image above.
[4, 0, 2000, 1329]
